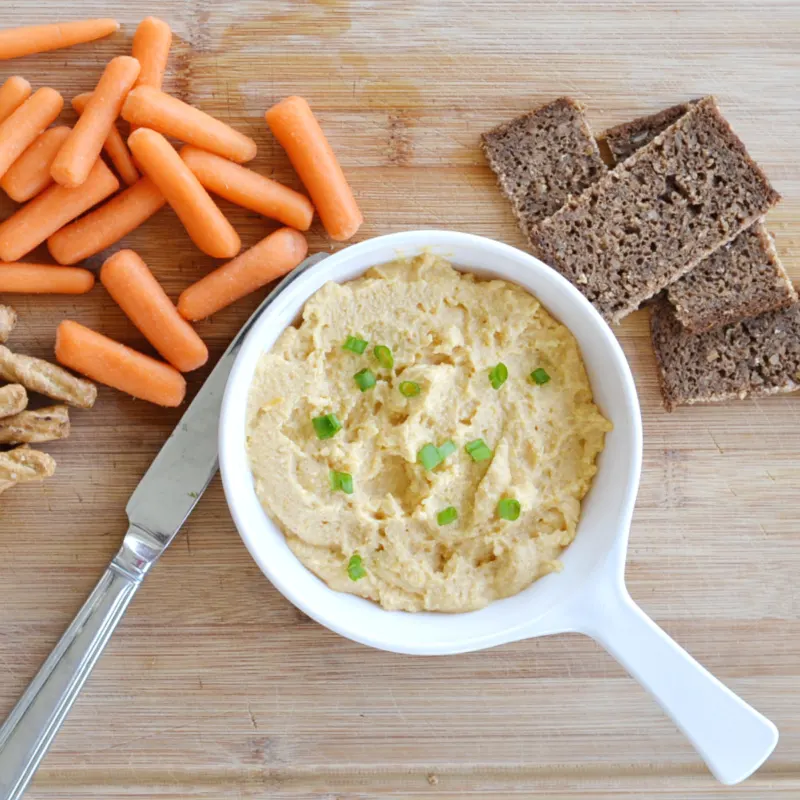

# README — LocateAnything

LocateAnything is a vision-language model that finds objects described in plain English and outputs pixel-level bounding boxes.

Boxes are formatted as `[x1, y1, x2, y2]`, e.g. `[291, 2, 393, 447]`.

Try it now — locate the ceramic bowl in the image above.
[219, 231, 776, 785]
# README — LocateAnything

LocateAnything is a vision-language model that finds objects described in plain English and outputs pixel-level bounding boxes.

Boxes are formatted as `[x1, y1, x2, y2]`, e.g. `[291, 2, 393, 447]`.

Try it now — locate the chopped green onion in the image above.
[399, 381, 421, 397]
[343, 335, 368, 354]
[329, 470, 354, 494]
[353, 368, 377, 392]
[437, 439, 457, 460]
[497, 498, 521, 521]
[417, 443, 443, 471]
[312, 413, 342, 440]
[437, 506, 458, 526]
[465, 438, 493, 462]
[489, 362, 508, 390]
[418, 440, 456, 471]
[530, 367, 551, 385]
[373, 345, 394, 369]
[347, 553, 367, 581]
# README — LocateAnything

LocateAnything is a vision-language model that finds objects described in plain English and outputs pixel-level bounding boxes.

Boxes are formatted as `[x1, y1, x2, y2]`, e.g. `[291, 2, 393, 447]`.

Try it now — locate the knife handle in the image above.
[0, 560, 141, 800]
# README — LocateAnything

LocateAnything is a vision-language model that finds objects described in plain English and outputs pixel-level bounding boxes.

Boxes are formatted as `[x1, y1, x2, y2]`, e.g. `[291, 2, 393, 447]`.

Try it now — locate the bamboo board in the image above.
[1, 1, 799, 797]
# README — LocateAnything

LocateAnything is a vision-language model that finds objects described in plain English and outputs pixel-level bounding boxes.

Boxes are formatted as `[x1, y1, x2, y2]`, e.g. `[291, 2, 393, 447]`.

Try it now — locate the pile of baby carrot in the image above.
[0, 17, 363, 407]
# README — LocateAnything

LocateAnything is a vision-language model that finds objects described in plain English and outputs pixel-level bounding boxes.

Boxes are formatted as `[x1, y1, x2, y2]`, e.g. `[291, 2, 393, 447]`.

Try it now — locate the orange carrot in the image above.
[100, 250, 208, 373]
[72, 92, 138, 185]
[55, 320, 186, 407]
[132, 17, 171, 91]
[0, 87, 63, 180]
[0, 262, 94, 294]
[51, 56, 140, 188]
[0, 158, 118, 262]
[0, 125, 70, 202]
[0, 77, 32, 124]
[178, 227, 308, 321]
[180, 145, 314, 231]
[128, 128, 240, 259]
[122, 86, 257, 163]
[0, 19, 120, 61]
[47, 176, 165, 265]
[265, 96, 362, 241]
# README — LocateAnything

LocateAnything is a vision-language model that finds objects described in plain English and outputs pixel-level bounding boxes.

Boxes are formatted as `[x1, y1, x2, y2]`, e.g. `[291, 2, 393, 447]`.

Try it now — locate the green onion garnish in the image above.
[418, 440, 456, 471]
[373, 345, 394, 369]
[417, 443, 443, 471]
[497, 498, 521, 521]
[399, 381, 421, 397]
[530, 367, 551, 385]
[353, 368, 377, 392]
[437, 439, 457, 460]
[343, 335, 368, 354]
[489, 362, 508, 390]
[465, 438, 492, 462]
[437, 506, 458, 526]
[312, 413, 342, 440]
[329, 469, 354, 494]
[347, 553, 367, 581]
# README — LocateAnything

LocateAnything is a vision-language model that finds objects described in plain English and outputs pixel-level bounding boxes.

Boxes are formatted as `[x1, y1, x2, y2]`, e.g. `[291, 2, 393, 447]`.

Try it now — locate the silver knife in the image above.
[0, 252, 328, 800]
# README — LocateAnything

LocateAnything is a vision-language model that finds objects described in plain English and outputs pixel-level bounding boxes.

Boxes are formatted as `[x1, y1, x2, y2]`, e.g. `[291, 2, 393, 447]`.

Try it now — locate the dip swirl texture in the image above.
[247, 253, 611, 612]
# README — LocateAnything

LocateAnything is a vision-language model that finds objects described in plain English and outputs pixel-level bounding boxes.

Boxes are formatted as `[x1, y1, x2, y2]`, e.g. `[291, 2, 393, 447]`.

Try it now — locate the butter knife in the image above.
[0, 252, 328, 800]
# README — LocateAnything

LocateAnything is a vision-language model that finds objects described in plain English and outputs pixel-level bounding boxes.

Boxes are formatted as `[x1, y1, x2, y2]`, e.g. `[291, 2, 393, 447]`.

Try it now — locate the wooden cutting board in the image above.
[1, 1, 799, 797]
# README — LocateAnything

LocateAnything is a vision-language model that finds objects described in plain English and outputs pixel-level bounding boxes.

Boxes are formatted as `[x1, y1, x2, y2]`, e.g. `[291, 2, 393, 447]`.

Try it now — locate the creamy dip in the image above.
[247, 253, 610, 612]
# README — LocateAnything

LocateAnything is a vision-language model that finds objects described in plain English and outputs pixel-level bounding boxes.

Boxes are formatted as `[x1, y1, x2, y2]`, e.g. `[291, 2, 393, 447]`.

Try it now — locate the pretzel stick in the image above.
[0, 305, 17, 343]
[0, 383, 27, 418]
[0, 404, 69, 444]
[0, 446, 56, 495]
[0, 345, 96, 408]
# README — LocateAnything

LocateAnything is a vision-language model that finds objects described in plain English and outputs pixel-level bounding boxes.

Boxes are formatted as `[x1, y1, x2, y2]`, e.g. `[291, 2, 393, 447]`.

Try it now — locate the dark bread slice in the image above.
[601, 104, 694, 310]
[530, 96, 781, 324]
[481, 97, 606, 240]
[651, 297, 800, 411]
[603, 102, 795, 332]
[602, 101, 698, 162]
[668, 222, 796, 332]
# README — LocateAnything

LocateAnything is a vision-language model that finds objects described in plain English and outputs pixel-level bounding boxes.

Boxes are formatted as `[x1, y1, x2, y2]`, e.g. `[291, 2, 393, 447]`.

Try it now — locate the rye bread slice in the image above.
[668, 222, 797, 332]
[530, 96, 781, 324]
[603, 102, 795, 332]
[602, 101, 698, 163]
[651, 297, 800, 410]
[481, 97, 606, 240]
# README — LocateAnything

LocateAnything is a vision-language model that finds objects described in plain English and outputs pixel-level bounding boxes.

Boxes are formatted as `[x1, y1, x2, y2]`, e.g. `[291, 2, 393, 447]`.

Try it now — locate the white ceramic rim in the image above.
[219, 230, 642, 655]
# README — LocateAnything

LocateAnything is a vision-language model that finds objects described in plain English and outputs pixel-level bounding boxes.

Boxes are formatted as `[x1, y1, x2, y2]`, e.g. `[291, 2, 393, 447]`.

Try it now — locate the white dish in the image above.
[219, 230, 777, 785]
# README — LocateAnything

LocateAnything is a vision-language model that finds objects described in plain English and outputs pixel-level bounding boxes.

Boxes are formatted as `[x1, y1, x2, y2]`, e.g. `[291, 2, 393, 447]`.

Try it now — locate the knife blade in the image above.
[0, 252, 328, 800]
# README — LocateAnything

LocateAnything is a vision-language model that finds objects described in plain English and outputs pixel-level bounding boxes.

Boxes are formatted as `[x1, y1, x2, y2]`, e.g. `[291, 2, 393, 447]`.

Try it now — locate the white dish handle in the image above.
[569, 578, 778, 785]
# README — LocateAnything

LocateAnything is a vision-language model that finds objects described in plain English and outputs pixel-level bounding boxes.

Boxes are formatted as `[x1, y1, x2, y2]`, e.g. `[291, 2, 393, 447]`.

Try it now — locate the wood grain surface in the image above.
[1, 1, 799, 797]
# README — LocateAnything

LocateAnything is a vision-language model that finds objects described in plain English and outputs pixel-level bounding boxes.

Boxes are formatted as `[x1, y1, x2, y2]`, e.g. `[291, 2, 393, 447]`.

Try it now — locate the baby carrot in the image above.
[55, 320, 186, 407]
[0, 77, 32, 124]
[72, 92, 138, 185]
[265, 96, 362, 241]
[122, 86, 257, 163]
[128, 128, 240, 259]
[130, 17, 172, 135]
[0, 87, 63, 180]
[100, 250, 208, 373]
[0, 263, 94, 294]
[132, 17, 171, 91]
[0, 19, 120, 61]
[0, 158, 118, 262]
[0, 125, 70, 202]
[180, 145, 314, 231]
[51, 56, 140, 188]
[47, 176, 165, 265]
[178, 227, 308, 321]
